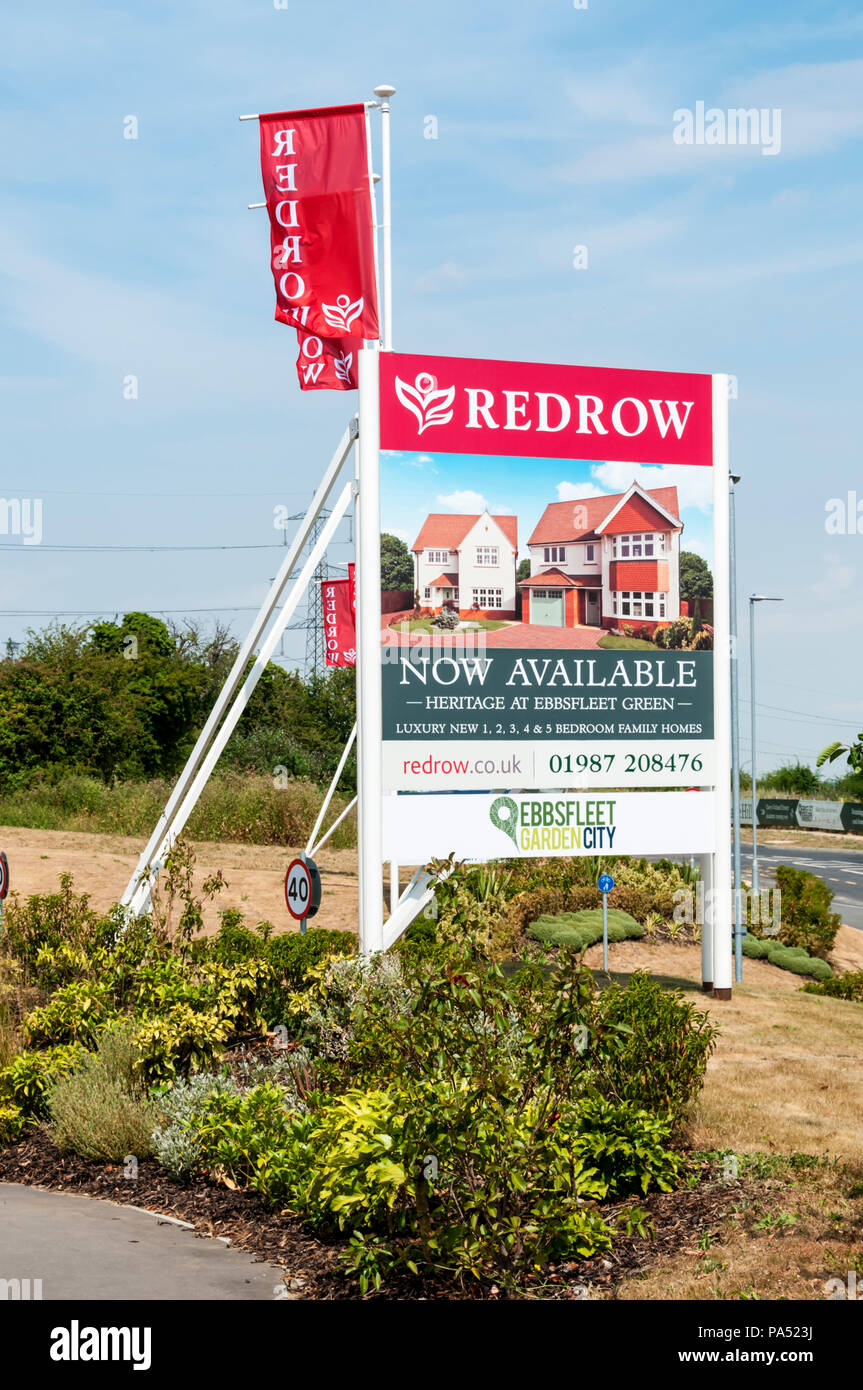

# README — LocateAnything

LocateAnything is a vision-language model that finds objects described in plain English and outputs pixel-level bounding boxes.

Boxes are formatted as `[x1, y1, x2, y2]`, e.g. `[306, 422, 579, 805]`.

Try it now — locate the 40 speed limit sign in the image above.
[284, 856, 321, 925]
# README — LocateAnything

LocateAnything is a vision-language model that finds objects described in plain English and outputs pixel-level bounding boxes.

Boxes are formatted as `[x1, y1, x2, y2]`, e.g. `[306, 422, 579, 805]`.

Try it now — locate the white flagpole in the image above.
[373, 85, 395, 350]
[711, 374, 733, 998]
[356, 348, 384, 952]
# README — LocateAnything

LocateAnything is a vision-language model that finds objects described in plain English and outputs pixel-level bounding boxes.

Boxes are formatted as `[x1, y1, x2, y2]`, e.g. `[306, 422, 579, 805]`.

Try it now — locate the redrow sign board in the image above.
[379, 352, 714, 467]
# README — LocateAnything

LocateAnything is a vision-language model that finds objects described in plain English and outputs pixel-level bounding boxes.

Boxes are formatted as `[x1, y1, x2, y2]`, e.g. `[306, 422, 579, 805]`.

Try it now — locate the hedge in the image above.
[528, 908, 644, 951]
[741, 934, 832, 980]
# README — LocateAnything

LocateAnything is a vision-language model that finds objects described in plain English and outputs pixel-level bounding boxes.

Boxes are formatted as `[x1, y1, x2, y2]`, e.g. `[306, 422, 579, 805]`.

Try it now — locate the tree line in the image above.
[0, 613, 356, 792]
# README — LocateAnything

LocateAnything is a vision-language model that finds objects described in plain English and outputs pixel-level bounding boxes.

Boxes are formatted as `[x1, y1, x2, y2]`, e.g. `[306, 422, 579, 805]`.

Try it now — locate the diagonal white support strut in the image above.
[121, 423, 356, 910]
[123, 468, 355, 918]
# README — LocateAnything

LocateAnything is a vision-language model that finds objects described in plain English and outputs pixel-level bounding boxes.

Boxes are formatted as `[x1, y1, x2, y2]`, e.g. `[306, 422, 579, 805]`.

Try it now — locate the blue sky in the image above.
[381, 452, 714, 567]
[1, 0, 862, 773]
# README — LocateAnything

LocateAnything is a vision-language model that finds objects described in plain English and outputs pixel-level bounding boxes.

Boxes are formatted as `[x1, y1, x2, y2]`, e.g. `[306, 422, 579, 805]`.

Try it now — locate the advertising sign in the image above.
[379, 350, 718, 797]
[382, 791, 715, 862]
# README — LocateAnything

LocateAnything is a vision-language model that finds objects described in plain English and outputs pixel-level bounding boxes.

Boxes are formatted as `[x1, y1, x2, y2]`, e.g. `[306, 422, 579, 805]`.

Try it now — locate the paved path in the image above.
[0, 1184, 286, 1300]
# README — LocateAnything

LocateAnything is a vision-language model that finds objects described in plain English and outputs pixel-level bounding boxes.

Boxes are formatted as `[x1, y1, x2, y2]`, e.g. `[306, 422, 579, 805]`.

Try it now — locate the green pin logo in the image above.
[489, 795, 519, 846]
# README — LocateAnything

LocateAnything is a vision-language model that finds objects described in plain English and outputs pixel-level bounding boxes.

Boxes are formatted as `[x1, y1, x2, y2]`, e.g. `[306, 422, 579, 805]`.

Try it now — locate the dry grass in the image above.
[580, 934, 863, 1166]
[692, 985, 863, 1166]
[614, 1156, 863, 1301]
[578, 935, 863, 1300]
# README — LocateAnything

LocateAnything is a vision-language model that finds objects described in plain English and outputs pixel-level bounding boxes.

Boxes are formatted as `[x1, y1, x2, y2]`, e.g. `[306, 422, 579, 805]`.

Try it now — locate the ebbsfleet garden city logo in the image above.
[489, 795, 617, 853]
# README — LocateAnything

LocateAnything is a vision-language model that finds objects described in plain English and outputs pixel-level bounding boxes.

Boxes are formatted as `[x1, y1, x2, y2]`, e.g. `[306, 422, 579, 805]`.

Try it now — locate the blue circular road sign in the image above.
[597, 873, 615, 894]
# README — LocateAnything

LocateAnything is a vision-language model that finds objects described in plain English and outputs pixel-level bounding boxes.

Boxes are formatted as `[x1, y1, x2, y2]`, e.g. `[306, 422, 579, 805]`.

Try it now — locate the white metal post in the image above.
[356, 348, 384, 952]
[372, 83, 397, 917]
[750, 598, 759, 898]
[699, 852, 713, 992]
[373, 84, 395, 351]
[711, 375, 733, 998]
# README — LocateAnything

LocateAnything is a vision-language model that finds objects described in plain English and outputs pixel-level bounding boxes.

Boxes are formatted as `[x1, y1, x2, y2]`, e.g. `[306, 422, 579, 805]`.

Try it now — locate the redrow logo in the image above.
[392, 376, 695, 441]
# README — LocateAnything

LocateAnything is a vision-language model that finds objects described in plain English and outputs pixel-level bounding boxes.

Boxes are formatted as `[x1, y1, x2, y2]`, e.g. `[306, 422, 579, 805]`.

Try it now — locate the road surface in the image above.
[0, 1185, 287, 1300]
[739, 842, 863, 933]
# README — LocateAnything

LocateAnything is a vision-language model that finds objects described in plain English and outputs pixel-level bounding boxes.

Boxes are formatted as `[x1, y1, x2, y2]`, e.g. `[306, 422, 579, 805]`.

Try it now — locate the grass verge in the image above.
[0, 773, 357, 848]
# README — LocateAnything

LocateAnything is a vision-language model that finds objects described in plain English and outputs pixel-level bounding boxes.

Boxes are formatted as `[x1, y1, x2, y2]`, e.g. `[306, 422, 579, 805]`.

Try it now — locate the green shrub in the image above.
[427, 858, 510, 956]
[22, 980, 115, 1047]
[265, 928, 355, 1004]
[134, 1004, 235, 1085]
[528, 907, 644, 951]
[305, 1081, 612, 1291]
[0, 1043, 84, 1118]
[0, 1102, 31, 1143]
[47, 1022, 161, 1162]
[0, 875, 116, 986]
[568, 1097, 685, 1197]
[751, 865, 841, 958]
[150, 1071, 240, 1180]
[741, 934, 833, 981]
[302, 1088, 409, 1226]
[322, 945, 686, 1285]
[192, 1082, 311, 1203]
[803, 971, 863, 1002]
[592, 972, 718, 1134]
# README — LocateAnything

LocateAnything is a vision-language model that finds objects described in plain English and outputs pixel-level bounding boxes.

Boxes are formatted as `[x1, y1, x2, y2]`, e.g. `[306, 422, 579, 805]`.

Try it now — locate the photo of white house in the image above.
[519, 482, 683, 634]
[411, 511, 519, 618]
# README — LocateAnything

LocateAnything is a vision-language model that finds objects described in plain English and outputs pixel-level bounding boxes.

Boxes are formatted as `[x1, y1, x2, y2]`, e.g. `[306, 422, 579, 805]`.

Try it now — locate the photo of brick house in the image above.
[519, 482, 683, 633]
[411, 511, 519, 618]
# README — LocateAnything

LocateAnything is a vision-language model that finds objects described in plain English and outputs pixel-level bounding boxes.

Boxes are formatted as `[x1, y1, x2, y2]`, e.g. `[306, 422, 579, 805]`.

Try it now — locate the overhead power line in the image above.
[0, 543, 288, 554]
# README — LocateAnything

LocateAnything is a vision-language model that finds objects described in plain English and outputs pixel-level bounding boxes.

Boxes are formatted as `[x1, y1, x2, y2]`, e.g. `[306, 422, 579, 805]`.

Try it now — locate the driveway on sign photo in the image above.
[382, 619, 606, 650]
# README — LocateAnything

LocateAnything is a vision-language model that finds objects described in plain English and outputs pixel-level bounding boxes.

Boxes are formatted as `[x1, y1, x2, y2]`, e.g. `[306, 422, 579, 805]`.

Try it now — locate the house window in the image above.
[543, 545, 566, 564]
[613, 591, 666, 620]
[585, 544, 596, 563]
[427, 549, 449, 564]
[613, 533, 667, 559]
[475, 546, 499, 566]
[472, 587, 502, 609]
[423, 586, 431, 600]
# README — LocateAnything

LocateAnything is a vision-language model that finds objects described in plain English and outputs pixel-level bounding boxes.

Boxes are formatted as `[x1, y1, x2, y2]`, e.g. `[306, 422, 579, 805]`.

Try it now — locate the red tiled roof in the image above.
[428, 572, 459, 588]
[518, 569, 601, 589]
[518, 567, 577, 589]
[528, 487, 680, 546]
[412, 513, 518, 553]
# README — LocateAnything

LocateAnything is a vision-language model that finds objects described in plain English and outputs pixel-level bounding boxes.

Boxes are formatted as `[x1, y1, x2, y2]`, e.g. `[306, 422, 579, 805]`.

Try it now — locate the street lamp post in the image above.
[729, 476, 742, 983]
[749, 594, 783, 899]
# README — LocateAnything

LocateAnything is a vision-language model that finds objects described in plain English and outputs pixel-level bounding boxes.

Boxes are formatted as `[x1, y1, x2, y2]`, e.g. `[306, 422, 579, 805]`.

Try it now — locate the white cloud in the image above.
[592, 462, 714, 513]
[437, 489, 489, 512]
[555, 481, 606, 501]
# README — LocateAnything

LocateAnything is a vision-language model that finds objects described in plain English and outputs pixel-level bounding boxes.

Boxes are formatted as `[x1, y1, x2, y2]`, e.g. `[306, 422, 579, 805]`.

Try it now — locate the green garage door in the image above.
[531, 588, 564, 626]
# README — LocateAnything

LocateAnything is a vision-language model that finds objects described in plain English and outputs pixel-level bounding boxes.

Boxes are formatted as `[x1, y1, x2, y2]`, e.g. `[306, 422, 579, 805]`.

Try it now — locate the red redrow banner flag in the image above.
[259, 103, 379, 390]
[322, 578, 356, 666]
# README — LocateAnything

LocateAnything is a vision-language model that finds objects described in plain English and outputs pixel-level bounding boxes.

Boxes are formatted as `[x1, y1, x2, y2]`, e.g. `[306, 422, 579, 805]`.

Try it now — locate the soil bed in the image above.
[0, 1131, 748, 1301]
